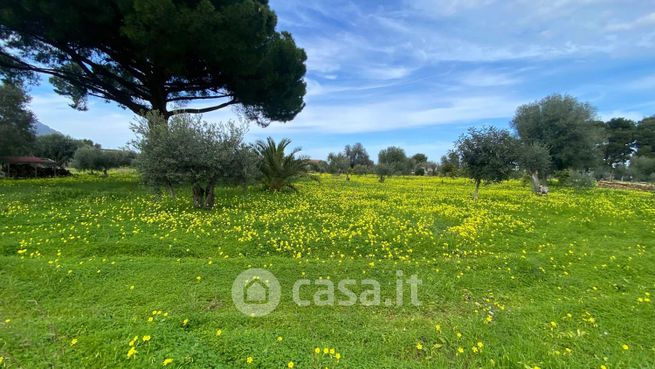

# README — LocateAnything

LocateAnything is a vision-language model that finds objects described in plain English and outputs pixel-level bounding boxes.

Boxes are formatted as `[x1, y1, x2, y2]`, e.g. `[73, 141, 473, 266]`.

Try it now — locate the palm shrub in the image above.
[255, 137, 309, 191]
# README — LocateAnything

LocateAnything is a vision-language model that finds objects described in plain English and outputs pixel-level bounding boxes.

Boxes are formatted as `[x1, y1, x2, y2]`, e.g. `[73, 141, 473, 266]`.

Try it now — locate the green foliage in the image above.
[439, 151, 461, 177]
[326, 152, 350, 175]
[518, 142, 551, 176]
[306, 160, 328, 173]
[255, 137, 309, 192]
[629, 156, 655, 182]
[374, 163, 392, 182]
[34, 133, 87, 167]
[352, 164, 371, 175]
[344, 143, 373, 168]
[511, 94, 603, 171]
[72, 146, 134, 175]
[636, 116, 655, 158]
[378, 146, 410, 175]
[411, 153, 428, 164]
[414, 167, 425, 176]
[456, 126, 518, 197]
[557, 169, 597, 189]
[0, 82, 36, 156]
[603, 118, 637, 168]
[132, 113, 254, 208]
[0, 0, 306, 123]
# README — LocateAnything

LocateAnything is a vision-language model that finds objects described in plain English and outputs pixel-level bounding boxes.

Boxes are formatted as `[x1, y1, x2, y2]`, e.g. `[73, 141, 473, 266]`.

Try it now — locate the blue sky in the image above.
[28, 0, 655, 161]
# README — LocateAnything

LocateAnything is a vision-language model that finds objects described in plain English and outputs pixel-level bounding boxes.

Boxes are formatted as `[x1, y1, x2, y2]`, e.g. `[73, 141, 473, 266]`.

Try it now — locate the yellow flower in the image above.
[550, 321, 558, 328]
[477, 341, 484, 348]
[4, 319, 11, 323]
[0, 356, 3, 364]
[148, 317, 154, 322]
[216, 329, 223, 336]
[246, 356, 253, 364]
[70, 338, 78, 346]
[196, 276, 202, 281]
[335, 353, 341, 360]
[329, 348, 335, 355]
[277, 336, 283, 341]
[456, 332, 462, 339]
[416, 342, 423, 350]
[435, 324, 441, 332]
[622, 344, 629, 350]
[288, 361, 295, 368]
[182, 318, 189, 326]
[142, 335, 151, 342]
[162, 358, 174, 366]
[600, 365, 608, 369]
[127, 347, 137, 359]
[457, 347, 464, 354]
[323, 347, 329, 354]
[314, 347, 321, 354]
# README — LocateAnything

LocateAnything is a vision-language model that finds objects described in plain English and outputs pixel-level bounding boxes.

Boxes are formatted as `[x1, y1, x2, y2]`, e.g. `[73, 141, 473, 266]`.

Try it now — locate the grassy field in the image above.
[1, 171, 654, 369]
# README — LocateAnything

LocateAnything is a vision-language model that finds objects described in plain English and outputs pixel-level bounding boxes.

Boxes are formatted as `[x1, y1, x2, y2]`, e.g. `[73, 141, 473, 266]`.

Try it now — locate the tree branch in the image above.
[167, 94, 231, 102]
[169, 99, 239, 116]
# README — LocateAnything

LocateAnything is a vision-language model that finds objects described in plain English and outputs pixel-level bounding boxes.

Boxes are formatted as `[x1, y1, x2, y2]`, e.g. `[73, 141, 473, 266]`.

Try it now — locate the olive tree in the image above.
[511, 94, 603, 171]
[72, 146, 134, 176]
[132, 113, 256, 208]
[456, 127, 518, 199]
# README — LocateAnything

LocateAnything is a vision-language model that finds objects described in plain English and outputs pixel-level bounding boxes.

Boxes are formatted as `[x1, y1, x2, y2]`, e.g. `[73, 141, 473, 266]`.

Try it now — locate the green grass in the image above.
[1, 171, 654, 368]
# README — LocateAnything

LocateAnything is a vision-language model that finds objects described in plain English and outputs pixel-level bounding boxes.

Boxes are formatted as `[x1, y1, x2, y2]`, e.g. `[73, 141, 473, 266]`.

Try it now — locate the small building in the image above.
[0, 156, 68, 178]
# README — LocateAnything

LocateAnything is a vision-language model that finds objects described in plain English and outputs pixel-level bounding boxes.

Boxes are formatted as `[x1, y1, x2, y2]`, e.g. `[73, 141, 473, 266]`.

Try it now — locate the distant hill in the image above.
[34, 122, 60, 136]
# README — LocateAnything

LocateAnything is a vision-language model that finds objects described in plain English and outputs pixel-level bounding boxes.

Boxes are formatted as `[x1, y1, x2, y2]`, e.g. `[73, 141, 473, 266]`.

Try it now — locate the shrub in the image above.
[559, 169, 596, 189]
[255, 137, 310, 192]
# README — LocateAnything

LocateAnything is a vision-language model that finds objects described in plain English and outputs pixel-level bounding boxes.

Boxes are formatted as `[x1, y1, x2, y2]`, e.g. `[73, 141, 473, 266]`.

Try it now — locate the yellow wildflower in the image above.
[162, 358, 174, 366]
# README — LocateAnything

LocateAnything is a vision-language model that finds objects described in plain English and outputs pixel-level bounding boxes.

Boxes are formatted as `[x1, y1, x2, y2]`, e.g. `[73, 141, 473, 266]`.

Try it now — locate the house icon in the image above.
[244, 277, 269, 304]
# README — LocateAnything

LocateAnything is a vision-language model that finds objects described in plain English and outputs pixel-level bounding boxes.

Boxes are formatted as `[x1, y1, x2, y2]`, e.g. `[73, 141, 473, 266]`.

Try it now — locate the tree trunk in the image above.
[473, 179, 480, 200]
[204, 180, 216, 209]
[192, 184, 205, 208]
[530, 171, 541, 194]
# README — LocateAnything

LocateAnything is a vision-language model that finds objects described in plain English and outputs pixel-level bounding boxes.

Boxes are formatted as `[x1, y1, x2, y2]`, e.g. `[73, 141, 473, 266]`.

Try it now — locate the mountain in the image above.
[34, 122, 61, 136]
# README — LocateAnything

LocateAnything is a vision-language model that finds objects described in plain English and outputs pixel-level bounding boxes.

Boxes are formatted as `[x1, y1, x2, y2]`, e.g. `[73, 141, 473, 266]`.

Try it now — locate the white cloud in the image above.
[607, 12, 655, 31]
[247, 94, 521, 135]
[30, 94, 134, 148]
[459, 69, 521, 87]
